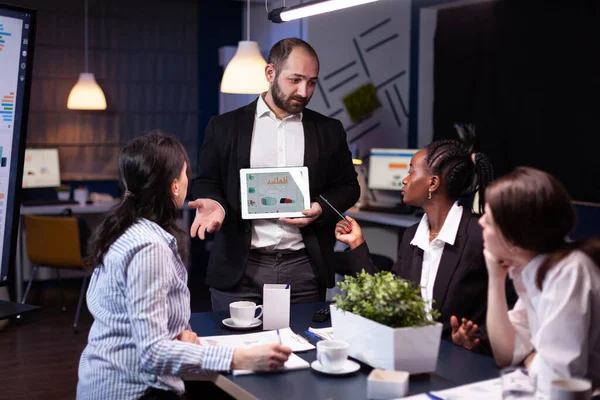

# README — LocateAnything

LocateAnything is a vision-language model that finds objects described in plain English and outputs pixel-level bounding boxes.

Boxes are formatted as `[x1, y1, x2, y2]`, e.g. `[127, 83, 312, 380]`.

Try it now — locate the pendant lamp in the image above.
[220, 0, 269, 94]
[67, 0, 106, 110]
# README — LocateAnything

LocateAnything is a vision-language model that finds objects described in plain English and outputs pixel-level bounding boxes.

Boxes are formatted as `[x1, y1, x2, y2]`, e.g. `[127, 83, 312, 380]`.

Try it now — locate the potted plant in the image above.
[56, 184, 71, 201]
[331, 271, 443, 374]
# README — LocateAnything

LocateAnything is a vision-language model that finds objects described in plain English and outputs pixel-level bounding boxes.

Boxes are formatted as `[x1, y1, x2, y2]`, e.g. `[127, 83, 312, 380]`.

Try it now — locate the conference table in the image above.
[187, 302, 500, 400]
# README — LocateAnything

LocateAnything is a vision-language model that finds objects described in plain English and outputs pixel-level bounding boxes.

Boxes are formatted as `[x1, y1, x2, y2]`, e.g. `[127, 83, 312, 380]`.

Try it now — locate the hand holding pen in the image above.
[318, 194, 365, 249]
[334, 216, 365, 250]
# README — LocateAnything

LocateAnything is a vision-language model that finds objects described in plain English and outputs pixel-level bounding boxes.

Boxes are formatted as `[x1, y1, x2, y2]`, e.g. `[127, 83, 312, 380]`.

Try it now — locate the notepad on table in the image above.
[198, 328, 313, 375]
[232, 353, 309, 376]
[199, 327, 314, 352]
[402, 378, 502, 400]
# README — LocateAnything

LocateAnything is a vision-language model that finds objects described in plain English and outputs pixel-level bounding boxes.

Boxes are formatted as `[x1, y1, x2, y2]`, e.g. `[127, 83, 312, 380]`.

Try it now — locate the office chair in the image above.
[21, 214, 91, 333]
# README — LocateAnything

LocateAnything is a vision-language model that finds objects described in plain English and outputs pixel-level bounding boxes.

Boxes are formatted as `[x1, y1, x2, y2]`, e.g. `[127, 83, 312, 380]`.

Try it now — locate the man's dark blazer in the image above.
[344, 210, 489, 339]
[192, 99, 360, 291]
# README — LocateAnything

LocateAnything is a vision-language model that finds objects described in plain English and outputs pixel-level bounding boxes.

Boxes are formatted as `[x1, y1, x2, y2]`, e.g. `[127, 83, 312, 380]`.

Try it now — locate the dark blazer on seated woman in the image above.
[341, 210, 488, 339]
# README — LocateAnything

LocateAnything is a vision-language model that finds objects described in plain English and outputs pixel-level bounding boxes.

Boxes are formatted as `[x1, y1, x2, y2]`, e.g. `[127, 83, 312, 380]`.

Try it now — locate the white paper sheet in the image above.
[232, 353, 309, 376]
[429, 378, 502, 400]
[198, 328, 313, 375]
[308, 326, 335, 340]
[199, 327, 314, 352]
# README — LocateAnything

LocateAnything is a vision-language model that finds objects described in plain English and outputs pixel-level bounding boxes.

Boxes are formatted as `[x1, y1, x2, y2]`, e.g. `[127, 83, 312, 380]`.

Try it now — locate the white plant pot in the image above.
[330, 305, 443, 374]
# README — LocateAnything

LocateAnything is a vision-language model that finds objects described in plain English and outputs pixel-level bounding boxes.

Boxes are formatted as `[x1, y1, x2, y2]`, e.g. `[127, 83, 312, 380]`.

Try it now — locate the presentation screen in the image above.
[0, 4, 36, 286]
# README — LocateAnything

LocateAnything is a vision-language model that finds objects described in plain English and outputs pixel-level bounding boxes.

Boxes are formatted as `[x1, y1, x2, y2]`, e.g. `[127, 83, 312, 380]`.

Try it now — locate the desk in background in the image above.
[345, 207, 420, 228]
[16, 200, 192, 302]
[187, 302, 500, 400]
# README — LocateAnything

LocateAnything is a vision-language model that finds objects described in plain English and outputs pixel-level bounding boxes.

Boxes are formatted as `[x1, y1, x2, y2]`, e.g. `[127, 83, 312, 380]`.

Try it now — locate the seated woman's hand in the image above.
[483, 249, 510, 280]
[231, 344, 292, 371]
[334, 216, 365, 250]
[450, 316, 480, 350]
[175, 330, 200, 344]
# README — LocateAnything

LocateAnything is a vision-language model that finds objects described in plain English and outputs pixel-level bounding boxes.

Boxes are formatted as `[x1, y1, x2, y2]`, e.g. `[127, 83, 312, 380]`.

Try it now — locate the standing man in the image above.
[190, 38, 359, 311]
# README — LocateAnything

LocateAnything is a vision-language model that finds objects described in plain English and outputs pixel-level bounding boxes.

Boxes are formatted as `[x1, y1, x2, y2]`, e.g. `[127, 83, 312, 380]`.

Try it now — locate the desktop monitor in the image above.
[0, 4, 36, 287]
[368, 148, 418, 191]
[22, 148, 61, 188]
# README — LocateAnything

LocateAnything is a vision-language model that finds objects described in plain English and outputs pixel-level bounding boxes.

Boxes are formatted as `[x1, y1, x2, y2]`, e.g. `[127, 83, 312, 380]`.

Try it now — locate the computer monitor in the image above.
[368, 148, 418, 191]
[0, 4, 36, 287]
[22, 148, 61, 188]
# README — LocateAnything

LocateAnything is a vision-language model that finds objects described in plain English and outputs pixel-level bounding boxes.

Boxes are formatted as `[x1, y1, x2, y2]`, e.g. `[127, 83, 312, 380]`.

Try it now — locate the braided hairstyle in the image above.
[424, 139, 494, 214]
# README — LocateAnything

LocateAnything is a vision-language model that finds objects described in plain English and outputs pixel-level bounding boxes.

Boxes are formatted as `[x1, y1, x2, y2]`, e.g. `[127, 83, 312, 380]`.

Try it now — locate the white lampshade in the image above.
[67, 72, 107, 110]
[220, 41, 269, 94]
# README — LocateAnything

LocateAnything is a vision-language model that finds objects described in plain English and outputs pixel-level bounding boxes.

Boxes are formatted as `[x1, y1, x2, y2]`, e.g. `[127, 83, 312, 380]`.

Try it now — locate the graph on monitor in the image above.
[0, 5, 35, 286]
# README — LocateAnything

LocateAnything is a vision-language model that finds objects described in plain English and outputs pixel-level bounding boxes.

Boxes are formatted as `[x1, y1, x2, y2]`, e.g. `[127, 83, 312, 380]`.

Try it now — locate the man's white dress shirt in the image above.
[249, 94, 305, 250]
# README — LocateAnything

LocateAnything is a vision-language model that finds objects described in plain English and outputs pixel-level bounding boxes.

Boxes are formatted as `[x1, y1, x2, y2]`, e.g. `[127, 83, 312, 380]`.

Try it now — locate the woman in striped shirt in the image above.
[77, 133, 291, 400]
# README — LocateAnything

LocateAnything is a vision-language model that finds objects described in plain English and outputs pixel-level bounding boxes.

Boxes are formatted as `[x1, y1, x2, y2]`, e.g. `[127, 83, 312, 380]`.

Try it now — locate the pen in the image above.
[304, 330, 320, 341]
[318, 194, 346, 221]
[426, 393, 444, 400]
[285, 282, 290, 289]
[276, 329, 282, 345]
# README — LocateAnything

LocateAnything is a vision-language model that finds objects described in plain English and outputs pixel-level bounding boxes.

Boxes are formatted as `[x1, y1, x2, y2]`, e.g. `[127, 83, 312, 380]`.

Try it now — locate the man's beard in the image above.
[271, 77, 309, 115]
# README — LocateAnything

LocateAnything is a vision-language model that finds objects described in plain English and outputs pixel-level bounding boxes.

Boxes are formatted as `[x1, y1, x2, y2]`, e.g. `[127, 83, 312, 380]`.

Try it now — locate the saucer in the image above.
[222, 317, 262, 330]
[311, 360, 360, 375]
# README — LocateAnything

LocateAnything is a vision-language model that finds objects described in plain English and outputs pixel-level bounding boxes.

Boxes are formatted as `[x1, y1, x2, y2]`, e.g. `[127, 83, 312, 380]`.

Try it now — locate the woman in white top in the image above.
[479, 167, 600, 395]
[77, 132, 291, 400]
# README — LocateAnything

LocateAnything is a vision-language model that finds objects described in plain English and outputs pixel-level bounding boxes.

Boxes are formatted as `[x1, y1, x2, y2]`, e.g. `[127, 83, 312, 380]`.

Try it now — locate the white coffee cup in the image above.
[550, 378, 592, 400]
[229, 301, 263, 327]
[317, 340, 349, 372]
[73, 187, 88, 206]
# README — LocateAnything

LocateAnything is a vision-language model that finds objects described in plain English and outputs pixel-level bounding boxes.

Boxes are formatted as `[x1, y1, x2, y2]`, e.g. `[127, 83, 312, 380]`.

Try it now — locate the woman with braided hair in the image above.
[336, 139, 509, 353]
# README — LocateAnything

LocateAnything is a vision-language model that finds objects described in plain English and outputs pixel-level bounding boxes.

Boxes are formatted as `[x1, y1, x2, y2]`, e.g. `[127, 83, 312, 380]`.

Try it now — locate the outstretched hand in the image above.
[450, 316, 480, 350]
[189, 198, 225, 240]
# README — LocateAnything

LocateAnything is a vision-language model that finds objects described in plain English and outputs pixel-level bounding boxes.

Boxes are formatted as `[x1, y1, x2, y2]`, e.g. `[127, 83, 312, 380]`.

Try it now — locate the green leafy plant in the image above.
[342, 83, 381, 123]
[334, 271, 440, 328]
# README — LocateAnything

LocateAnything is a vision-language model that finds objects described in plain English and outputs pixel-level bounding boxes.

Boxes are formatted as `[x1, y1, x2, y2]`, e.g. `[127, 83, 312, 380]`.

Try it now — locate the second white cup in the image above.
[229, 301, 263, 327]
[317, 340, 349, 372]
[550, 378, 592, 400]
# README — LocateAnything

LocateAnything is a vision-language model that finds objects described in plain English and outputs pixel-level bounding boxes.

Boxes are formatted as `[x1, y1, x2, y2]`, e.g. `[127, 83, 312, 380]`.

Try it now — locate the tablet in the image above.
[240, 167, 311, 220]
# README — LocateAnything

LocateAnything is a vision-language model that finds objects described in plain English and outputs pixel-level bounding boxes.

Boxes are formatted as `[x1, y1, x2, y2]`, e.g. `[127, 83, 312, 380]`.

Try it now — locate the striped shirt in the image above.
[77, 218, 234, 399]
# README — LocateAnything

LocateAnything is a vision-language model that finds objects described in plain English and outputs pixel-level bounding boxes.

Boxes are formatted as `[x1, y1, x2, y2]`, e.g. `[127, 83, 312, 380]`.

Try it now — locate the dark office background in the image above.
[433, 0, 600, 204]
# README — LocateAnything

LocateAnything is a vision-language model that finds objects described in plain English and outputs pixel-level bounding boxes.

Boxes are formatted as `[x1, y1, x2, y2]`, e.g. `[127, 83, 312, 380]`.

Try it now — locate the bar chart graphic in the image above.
[0, 146, 7, 167]
[266, 176, 288, 185]
[0, 23, 12, 53]
[1, 92, 14, 125]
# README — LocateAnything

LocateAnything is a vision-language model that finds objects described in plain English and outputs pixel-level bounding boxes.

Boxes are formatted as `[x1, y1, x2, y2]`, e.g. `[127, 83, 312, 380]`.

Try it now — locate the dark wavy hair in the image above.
[486, 167, 600, 289]
[424, 139, 494, 214]
[88, 132, 190, 267]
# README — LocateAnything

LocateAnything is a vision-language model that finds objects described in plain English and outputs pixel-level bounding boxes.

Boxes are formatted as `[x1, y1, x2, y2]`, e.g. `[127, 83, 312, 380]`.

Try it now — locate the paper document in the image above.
[198, 328, 313, 375]
[308, 326, 334, 340]
[199, 327, 314, 352]
[232, 353, 309, 376]
[427, 378, 502, 400]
